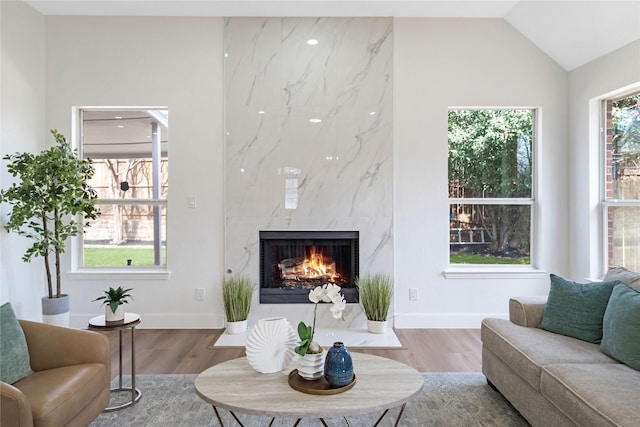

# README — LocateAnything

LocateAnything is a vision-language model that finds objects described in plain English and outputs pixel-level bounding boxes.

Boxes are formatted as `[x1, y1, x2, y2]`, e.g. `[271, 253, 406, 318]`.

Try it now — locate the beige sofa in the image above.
[481, 268, 640, 427]
[1, 320, 111, 427]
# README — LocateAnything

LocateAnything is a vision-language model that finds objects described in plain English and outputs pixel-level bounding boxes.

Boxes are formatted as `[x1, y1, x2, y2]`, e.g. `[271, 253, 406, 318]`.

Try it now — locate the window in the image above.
[448, 109, 535, 265]
[79, 109, 168, 268]
[602, 92, 640, 272]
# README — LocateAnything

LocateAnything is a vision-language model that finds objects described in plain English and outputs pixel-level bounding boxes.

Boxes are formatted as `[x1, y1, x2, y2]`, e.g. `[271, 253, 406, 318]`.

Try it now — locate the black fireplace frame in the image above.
[259, 230, 359, 304]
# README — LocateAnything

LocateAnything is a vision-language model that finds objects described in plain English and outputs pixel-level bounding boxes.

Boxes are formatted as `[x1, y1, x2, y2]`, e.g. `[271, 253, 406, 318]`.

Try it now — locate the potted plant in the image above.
[356, 273, 393, 334]
[295, 283, 346, 380]
[0, 130, 100, 325]
[93, 286, 133, 322]
[222, 276, 253, 334]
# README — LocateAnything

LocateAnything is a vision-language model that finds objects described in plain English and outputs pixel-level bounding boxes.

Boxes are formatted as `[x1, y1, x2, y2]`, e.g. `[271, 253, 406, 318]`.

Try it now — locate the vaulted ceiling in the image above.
[24, 0, 640, 70]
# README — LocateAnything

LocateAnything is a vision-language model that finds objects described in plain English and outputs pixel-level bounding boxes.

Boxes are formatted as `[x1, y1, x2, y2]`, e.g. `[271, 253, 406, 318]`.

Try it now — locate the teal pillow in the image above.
[0, 302, 33, 384]
[601, 283, 640, 370]
[538, 274, 618, 343]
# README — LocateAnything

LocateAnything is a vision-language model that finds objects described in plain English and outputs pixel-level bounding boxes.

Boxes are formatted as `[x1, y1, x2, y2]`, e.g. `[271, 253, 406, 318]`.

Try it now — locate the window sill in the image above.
[69, 268, 171, 280]
[443, 266, 546, 279]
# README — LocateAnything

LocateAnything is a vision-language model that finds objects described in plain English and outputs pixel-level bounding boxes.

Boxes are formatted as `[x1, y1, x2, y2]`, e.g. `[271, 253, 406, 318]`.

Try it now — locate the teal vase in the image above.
[324, 342, 354, 387]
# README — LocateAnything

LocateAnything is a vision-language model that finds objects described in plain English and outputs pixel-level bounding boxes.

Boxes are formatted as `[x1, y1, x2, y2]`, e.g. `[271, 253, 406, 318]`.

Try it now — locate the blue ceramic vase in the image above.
[324, 342, 354, 387]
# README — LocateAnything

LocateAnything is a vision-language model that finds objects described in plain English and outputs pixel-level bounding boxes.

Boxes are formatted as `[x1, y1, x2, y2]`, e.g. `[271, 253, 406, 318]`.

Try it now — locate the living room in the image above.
[6, 0, 640, 329]
[1, 0, 639, 425]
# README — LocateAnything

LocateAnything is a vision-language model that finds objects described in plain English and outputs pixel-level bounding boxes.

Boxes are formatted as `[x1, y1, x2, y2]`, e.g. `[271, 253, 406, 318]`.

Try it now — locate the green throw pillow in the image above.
[0, 302, 33, 384]
[601, 283, 640, 371]
[538, 274, 618, 343]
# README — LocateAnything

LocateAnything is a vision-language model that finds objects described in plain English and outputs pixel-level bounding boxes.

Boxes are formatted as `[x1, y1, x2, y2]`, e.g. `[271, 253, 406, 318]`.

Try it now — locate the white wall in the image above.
[44, 16, 225, 328]
[568, 40, 640, 282]
[3, 11, 576, 329]
[0, 0, 47, 321]
[393, 18, 570, 327]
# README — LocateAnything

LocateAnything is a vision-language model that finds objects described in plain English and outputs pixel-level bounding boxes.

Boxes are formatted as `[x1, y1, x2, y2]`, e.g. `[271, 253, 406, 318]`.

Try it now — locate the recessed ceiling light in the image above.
[309, 118, 322, 123]
[114, 116, 122, 119]
[117, 125, 124, 128]
[369, 111, 376, 116]
[224, 53, 229, 58]
[258, 110, 265, 115]
[307, 39, 318, 45]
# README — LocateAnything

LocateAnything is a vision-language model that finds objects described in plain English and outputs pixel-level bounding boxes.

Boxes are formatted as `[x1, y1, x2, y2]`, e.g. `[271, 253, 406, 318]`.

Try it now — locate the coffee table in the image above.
[195, 352, 423, 426]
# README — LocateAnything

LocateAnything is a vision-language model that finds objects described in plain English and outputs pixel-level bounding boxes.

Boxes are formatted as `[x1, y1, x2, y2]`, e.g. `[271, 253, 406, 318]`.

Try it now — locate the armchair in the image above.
[1, 320, 110, 427]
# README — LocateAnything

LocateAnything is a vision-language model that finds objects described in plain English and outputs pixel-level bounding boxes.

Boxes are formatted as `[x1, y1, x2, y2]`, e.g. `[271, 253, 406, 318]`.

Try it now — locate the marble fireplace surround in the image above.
[224, 17, 394, 332]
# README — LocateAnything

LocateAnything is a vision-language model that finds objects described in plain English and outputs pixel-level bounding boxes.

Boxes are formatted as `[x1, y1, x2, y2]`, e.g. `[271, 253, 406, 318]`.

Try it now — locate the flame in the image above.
[301, 247, 340, 281]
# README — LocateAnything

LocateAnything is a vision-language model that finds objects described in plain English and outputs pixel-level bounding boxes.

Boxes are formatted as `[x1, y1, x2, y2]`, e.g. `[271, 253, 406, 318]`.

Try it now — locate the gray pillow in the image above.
[604, 266, 640, 292]
[538, 274, 618, 343]
[601, 283, 640, 371]
[0, 302, 33, 384]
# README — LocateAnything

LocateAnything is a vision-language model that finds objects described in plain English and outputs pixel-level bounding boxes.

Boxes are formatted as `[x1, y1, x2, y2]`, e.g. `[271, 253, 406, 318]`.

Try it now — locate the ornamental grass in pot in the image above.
[356, 274, 393, 334]
[222, 276, 253, 334]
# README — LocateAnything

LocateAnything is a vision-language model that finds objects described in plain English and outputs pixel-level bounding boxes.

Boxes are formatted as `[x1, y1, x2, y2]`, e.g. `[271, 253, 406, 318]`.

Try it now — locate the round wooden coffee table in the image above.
[195, 352, 423, 426]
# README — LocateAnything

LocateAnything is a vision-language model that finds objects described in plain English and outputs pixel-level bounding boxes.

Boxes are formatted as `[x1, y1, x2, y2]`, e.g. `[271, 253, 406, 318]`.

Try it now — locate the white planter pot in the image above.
[226, 319, 248, 335]
[42, 295, 70, 327]
[105, 304, 125, 322]
[367, 319, 388, 334]
[297, 349, 326, 380]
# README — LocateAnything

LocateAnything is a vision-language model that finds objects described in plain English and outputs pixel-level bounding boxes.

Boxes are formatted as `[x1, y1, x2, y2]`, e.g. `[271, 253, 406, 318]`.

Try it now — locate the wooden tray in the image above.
[288, 369, 356, 395]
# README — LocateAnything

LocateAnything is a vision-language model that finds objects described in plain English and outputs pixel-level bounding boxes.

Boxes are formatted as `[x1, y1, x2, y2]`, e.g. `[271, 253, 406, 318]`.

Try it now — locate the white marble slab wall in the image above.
[224, 17, 393, 330]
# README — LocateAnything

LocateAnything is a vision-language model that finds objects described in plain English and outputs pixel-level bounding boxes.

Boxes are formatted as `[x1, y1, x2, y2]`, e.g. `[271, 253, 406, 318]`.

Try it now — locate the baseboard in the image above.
[393, 312, 508, 328]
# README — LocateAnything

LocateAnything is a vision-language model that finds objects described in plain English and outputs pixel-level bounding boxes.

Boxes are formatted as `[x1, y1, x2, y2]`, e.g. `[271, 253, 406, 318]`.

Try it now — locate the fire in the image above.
[278, 246, 343, 284]
[301, 247, 340, 281]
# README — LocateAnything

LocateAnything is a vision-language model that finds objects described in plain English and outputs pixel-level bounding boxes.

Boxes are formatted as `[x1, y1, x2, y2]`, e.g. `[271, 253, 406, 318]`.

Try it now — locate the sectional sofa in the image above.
[481, 267, 640, 427]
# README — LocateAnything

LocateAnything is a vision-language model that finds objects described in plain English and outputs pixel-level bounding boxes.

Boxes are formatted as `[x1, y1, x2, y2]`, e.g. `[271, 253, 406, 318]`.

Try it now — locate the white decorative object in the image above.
[297, 349, 326, 380]
[246, 317, 297, 374]
[105, 305, 125, 322]
[226, 319, 248, 335]
[367, 320, 388, 334]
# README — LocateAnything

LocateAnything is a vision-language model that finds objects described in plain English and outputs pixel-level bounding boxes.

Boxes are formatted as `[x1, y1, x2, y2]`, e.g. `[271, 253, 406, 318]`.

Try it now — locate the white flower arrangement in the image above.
[295, 283, 346, 356]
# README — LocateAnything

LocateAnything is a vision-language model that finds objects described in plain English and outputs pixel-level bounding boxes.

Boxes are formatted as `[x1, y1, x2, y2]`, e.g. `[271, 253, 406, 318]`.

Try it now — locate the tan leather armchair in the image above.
[1, 320, 110, 427]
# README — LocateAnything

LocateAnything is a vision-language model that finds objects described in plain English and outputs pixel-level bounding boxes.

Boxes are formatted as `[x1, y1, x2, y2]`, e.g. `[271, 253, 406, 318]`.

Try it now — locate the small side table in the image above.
[89, 312, 142, 411]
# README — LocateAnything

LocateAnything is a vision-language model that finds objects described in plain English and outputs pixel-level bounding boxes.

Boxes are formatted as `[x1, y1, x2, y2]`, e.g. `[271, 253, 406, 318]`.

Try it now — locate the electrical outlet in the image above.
[187, 196, 197, 209]
[409, 288, 418, 301]
[196, 288, 205, 301]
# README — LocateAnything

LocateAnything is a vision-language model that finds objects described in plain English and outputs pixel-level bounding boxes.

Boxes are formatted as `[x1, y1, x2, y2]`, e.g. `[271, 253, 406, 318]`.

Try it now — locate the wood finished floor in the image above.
[99, 328, 482, 379]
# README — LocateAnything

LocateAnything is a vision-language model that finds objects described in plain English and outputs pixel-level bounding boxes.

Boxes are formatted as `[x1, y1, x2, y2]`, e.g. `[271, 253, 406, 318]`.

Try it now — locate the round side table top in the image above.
[88, 312, 141, 330]
[195, 352, 424, 419]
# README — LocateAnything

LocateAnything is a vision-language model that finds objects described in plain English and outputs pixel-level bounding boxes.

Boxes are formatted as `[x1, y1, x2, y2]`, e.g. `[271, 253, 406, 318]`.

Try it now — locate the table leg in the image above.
[212, 405, 225, 426]
[131, 326, 136, 404]
[393, 403, 408, 427]
[118, 329, 123, 389]
[104, 327, 142, 411]
[373, 409, 390, 426]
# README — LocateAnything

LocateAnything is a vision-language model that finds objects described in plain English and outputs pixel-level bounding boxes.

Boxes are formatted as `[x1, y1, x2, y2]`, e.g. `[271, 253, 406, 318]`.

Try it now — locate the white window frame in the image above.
[600, 91, 640, 276]
[444, 107, 544, 279]
[69, 106, 170, 280]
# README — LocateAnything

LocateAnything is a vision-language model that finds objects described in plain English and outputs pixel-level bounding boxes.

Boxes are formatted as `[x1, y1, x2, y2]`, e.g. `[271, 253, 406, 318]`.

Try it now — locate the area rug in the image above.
[89, 373, 530, 426]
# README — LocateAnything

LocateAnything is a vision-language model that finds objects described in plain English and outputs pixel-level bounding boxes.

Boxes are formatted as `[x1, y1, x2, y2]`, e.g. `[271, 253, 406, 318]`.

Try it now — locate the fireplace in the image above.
[259, 231, 359, 304]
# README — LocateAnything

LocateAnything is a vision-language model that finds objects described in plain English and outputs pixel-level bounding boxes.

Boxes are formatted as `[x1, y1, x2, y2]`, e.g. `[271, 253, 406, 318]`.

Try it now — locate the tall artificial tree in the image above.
[0, 129, 100, 298]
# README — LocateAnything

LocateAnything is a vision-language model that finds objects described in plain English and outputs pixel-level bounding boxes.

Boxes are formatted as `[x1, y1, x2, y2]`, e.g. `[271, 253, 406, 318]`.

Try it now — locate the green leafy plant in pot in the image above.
[0, 130, 100, 325]
[356, 273, 393, 334]
[222, 276, 253, 334]
[93, 286, 133, 322]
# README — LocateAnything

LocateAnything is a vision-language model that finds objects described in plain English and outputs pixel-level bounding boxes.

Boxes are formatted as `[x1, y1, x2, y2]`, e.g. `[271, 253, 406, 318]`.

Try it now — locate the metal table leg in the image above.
[105, 326, 142, 411]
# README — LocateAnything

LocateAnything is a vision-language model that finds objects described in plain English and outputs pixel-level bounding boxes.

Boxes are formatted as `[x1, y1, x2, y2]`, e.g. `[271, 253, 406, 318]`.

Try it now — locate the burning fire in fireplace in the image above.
[277, 246, 346, 286]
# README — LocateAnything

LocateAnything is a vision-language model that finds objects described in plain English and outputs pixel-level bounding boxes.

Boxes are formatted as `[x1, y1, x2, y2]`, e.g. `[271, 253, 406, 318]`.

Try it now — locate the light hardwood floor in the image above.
[100, 328, 482, 379]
